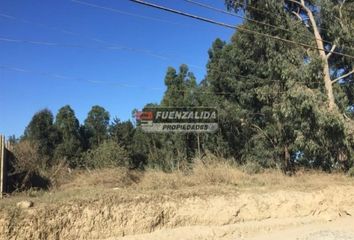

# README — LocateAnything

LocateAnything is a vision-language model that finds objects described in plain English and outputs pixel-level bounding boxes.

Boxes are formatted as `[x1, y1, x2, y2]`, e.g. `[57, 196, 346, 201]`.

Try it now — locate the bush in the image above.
[10, 140, 51, 190]
[81, 140, 129, 169]
[242, 161, 263, 175]
[348, 167, 354, 177]
[12, 140, 46, 173]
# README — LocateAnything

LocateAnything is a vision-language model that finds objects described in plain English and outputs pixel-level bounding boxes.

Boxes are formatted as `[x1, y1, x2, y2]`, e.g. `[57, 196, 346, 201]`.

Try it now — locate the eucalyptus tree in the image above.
[199, 0, 354, 170]
[54, 105, 82, 166]
[225, 0, 354, 112]
[23, 109, 60, 162]
[84, 105, 110, 149]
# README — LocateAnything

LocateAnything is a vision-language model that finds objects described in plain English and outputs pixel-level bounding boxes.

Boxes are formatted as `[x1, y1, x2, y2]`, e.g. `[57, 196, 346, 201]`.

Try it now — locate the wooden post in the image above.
[197, 133, 201, 159]
[0, 134, 4, 198]
[3, 137, 7, 194]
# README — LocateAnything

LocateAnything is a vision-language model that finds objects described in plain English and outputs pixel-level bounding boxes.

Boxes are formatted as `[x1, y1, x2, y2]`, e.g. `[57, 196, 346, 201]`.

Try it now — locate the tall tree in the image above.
[162, 64, 198, 107]
[109, 117, 134, 150]
[24, 109, 59, 161]
[84, 105, 110, 148]
[225, 0, 354, 115]
[160, 65, 200, 169]
[214, 0, 354, 170]
[54, 105, 82, 166]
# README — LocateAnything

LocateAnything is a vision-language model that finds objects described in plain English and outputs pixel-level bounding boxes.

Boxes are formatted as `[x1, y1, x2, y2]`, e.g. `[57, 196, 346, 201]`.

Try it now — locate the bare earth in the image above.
[107, 186, 354, 240]
[112, 216, 354, 240]
[1, 168, 354, 240]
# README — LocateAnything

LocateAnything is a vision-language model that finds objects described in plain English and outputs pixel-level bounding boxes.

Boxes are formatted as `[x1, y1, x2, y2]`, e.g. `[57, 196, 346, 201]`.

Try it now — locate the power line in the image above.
[0, 63, 322, 97]
[230, 0, 353, 15]
[129, 0, 354, 60]
[69, 0, 236, 33]
[225, 0, 317, 31]
[185, 0, 296, 35]
[0, 8, 341, 86]
[0, 36, 167, 59]
[0, 64, 287, 96]
[0, 12, 204, 69]
[184, 0, 354, 53]
[0, 36, 202, 69]
[0, 64, 210, 93]
[0, 64, 141, 88]
[232, 0, 353, 34]
[70, 0, 182, 25]
[0, 13, 78, 36]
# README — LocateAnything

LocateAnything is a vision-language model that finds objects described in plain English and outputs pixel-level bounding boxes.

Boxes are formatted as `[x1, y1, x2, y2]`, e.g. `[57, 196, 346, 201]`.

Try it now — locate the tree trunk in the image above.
[284, 145, 291, 172]
[197, 134, 201, 158]
[301, 1, 336, 111]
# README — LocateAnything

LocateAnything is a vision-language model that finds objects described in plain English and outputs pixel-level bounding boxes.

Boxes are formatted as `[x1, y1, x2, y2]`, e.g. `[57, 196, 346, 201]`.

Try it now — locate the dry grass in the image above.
[54, 159, 354, 192]
[57, 168, 141, 190]
[2, 160, 354, 207]
[136, 161, 354, 192]
[2, 159, 354, 240]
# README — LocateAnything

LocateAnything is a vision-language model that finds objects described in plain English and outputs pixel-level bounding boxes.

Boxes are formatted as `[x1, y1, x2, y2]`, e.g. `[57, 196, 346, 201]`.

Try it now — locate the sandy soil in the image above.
[107, 186, 354, 240]
[1, 186, 354, 240]
[1, 168, 354, 240]
[111, 216, 354, 240]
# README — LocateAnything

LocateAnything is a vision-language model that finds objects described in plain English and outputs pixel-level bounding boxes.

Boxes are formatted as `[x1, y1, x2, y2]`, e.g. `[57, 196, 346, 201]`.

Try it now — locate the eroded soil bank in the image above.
[1, 168, 354, 240]
[1, 185, 354, 240]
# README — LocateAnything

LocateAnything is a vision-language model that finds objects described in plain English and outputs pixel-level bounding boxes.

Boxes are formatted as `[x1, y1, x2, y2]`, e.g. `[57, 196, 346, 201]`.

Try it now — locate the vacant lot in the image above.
[1, 163, 354, 240]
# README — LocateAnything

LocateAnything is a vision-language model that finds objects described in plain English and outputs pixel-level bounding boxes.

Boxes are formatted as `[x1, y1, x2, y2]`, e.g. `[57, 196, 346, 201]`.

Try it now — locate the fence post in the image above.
[0, 134, 4, 198]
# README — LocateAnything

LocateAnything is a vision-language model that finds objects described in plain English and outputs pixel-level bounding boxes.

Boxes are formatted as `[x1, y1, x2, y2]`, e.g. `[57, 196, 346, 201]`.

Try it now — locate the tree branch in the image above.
[291, 11, 303, 21]
[332, 68, 354, 84]
[338, 0, 346, 28]
[340, 0, 346, 18]
[251, 124, 276, 149]
[326, 44, 337, 59]
[287, 0, 304, 8]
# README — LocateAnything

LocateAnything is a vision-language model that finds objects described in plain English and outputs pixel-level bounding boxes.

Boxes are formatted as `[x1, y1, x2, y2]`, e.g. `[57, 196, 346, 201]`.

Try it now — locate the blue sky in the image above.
[0, 0, 241, 137]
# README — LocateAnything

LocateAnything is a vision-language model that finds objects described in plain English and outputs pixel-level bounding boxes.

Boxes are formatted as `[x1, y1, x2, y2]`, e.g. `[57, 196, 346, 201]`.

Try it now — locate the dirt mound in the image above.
[1, 185, 354, 240]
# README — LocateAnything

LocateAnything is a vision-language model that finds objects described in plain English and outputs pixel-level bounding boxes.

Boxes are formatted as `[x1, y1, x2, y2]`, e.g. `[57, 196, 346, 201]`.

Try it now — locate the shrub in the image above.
[10, 140, 51, 190]
[12, 140, 45, 173]
[242, 161, 263, 175]
[348, 167, 354, 177]
[81, 140, 129, 169]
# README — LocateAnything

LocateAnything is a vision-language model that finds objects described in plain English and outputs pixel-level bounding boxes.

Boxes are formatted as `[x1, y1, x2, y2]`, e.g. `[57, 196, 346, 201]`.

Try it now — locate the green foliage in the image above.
[194, 0, 354, 173]
[17, 1, 354, 176]
[109, 118, 134, 150]
[10, 140, 50, 190]
[162, 64, 198, 107]
[54, 105, 82, 166]
[81, 140, 129, 169]
[84, 105, 110, 148]
[24, 109, 60, 161]
[12, 140, 45, 174]
[242, 161, 263, 175]
[128, 64, 203, 172]
[348, 167, 354, 177]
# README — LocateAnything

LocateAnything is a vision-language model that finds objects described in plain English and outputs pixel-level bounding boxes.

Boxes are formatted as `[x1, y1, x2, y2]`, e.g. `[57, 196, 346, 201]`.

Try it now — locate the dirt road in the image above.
[109, 216, 354, 240]
[251, 216, 354, 240]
